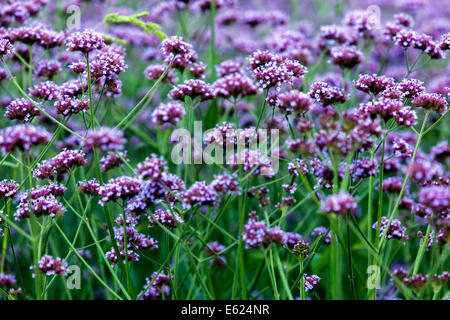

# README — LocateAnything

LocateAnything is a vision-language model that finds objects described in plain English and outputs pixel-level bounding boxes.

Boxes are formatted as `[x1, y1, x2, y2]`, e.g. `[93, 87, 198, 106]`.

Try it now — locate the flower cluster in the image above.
[32, 255, 68, 277]
[0, 124, 51, 155]
[320, 192, 358, 215]
[65, 30, 105, 53]
[138, 271, 171, 300]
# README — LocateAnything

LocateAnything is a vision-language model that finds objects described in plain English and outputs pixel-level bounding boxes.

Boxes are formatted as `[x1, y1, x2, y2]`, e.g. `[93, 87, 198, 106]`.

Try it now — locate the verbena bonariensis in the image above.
[0, 0, 448, 301]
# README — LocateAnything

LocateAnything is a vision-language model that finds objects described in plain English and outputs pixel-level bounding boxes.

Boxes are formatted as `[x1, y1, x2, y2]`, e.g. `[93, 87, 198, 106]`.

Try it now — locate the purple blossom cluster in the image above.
[138, 271, 171, 300]
[320, 192, 358, 216]
[33, 149, 86, 180]
[31, 255, 68, 277]
[0, 124, 50, 155]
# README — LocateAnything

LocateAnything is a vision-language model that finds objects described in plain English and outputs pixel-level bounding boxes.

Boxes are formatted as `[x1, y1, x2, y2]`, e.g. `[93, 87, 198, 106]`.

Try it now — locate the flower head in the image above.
[320, 192, 358, 215]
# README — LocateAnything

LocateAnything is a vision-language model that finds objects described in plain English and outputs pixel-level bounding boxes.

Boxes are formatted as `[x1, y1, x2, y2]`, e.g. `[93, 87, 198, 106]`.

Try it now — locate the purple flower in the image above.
[151, 102, 185, 126]
[68, 61, 86, 74]
[311, 227, 332, 245]
[169, 79, 216, 102]
[228, 149, 274, 177]
[303, 274, 321, 292]
[350, 158, 378, 180]
[100, 151, 128, 172]
[242, 212, 269, 249]
[5, 98, 41, 121]
[182, 181, 217, 209]
[188, 62, 206, 79]
[29, 81, 60, 101]
[276, 90, 313, 115]
[353, 74, 395, 95]
[138, 271, 171, 300]
[213, 73, 259, 99]
[0, 272, 16, 287]
[148, 208, 183, 228]
[439, 32, 450, 51]
[0, 179, 19, 199]
[161, 36, 193, 57]
[98, 176, 142, 206]
[0, 39, 14, 57]
[15, 185, 67, 220]
[32, 255, 68, 277]
[397, 79, 425, 99]
[329, 45, 363, 69]
[413, 92, 448, 115]
[144, 64, 177, 84]
[309, 81, 347, 106]
[210, 173, 241, 195]
[373, 216, 406, 240]
[417, 185, 449, 214]
[78, 179, 101, 196]
[0, 124, 51, 155]
[320, 192, 358, 215]
[55, 96, 89, 116]
[382, 177, 404, 193]
[90, 47, 127, 78]
[205, 241, 227, 267]
[82, 127, 126, 152]
[431, 141, 450, 163]
[66, 30, 105, 53]
[135, 154, 167, 181]
[33, 60, 61, 79]
[215, 59, 243, 77]
[33, 149, 86, 180]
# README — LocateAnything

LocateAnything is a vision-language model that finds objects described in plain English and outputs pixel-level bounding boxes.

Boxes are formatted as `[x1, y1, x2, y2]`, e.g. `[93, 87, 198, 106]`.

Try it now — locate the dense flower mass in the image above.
[33, 149, 86, 180]
[320, 192, 358, 216]
[32, 255, 68, 277]
[0, 0, 448, 302]
[65, 30, 105, 53]
[5, 98, 41, 121]
[151, 102, 185, 126]
[169, 79, 216, 102]
[0, 124, 51, 154]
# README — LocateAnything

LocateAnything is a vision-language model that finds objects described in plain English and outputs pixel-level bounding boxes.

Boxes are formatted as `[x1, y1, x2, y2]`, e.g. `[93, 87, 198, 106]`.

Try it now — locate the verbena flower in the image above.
[303, 274, 321, 292]
[0, 39, 14, 57]
[320, 192, 358, 215]
[66, 30, 105, 53]
[82, 127, 126, 152]
[0, 124, 51, 155]
[169, 79, 216, 102]
[329, 45, 363, 69]
[33, 149, 87, 180]
[5, 98, 41, 121]
[98, 176, 142, 206]
[151, 102, 185, 126]
[33, 60, 61, 79]
[148, 208, 183, 228]
[0, 179, 19, 199]
[138, 271, 171, 300]
[373, 216, 406, 240]
[413, 92, 448, 115]
[213, 73, 259, 99]
[32, 255, 68, 277]
[144, 64, 177, 84]
[205, 241, 227, 267]
[29, 81, 60, 100]
[100, 151, 128, 172]
[182, 181, 217, 209]
[309, 81, 347, 106]
[54, 96, 89, 116]
[353, 74, 395, 95]
[78, 179, 101, 196]
[210, 173, 241, 195]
